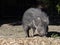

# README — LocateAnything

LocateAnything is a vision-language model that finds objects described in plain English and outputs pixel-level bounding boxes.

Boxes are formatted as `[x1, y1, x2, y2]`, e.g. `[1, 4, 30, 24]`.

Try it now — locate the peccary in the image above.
[22, 7, 49, 37]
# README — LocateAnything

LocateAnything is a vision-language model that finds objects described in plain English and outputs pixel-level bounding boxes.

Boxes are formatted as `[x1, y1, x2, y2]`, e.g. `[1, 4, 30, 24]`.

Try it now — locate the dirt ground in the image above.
[0, 24, 60, 38]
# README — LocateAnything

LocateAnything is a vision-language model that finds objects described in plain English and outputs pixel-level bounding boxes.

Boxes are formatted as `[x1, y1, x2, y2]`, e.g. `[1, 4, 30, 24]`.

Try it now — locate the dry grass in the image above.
[0, 37, 60, 45]
[0, 24, 60, 38]
[0, 24, 60, 45]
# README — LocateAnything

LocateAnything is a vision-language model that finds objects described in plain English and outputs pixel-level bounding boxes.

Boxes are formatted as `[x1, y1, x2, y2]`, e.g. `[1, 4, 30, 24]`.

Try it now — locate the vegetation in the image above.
[51, 33, 60, 38]
[38, 0, 60, 15]
[57, 5, 60, 14]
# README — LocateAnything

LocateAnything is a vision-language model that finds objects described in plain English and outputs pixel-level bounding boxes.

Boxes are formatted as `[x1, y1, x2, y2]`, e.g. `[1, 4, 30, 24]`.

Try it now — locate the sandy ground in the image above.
[0, 24, 60, 38]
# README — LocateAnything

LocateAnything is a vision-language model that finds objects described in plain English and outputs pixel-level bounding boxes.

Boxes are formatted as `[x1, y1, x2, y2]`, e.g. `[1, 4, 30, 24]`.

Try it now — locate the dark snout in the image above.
[33, 33, 47, 37]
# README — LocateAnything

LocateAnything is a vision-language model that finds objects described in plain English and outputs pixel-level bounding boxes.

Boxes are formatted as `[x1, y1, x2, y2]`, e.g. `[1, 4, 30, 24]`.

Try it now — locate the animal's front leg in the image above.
[23, 26, 30, 37]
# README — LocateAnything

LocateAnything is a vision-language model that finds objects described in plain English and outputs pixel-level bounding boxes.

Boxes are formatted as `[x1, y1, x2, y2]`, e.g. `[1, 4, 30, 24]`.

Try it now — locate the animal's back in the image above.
[22, 8, 49, 26]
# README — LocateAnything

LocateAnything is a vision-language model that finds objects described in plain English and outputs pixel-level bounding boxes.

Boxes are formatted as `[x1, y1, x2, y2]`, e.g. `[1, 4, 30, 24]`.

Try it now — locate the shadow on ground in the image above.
[33, 31, 60, 37]
[47, 31, 60, 37]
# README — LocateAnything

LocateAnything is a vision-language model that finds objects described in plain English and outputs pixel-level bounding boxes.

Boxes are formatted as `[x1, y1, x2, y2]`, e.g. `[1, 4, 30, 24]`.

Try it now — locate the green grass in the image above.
[51, 33, 60, 38]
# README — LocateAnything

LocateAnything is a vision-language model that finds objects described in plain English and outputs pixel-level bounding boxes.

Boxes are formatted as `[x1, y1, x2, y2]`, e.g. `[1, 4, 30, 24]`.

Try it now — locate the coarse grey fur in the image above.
[22, 7, 49, 37]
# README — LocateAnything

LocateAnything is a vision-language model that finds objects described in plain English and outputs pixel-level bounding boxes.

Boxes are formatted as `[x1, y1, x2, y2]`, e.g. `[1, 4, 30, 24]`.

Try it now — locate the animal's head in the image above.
[33, 17, 48, 37]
